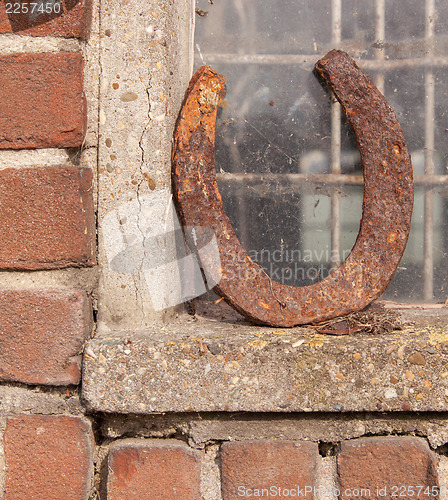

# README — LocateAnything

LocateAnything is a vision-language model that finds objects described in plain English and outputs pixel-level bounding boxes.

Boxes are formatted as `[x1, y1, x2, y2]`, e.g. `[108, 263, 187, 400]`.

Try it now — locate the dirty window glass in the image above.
[194, 0, 448, 303]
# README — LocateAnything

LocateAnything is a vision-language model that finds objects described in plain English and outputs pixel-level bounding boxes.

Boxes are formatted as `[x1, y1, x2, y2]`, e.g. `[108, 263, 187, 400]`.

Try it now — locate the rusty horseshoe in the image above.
[172, 50, 414, 327]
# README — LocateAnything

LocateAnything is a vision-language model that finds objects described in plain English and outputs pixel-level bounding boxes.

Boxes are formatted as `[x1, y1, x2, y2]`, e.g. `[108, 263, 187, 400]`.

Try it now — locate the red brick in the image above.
[221, 440, 319, 500]
[337, 437, 439, 499]
[0, 0, 92, 39]
[4, 415, 93, 500]
[107, 439, 203, 500]
[0, 289, 91, 385]
[0, 167, 96, 269]
[0, 53, 86, 149]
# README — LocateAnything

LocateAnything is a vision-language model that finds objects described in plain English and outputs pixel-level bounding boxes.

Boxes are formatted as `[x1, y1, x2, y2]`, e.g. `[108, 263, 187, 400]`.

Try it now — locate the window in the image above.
[194, 0, 448, 304]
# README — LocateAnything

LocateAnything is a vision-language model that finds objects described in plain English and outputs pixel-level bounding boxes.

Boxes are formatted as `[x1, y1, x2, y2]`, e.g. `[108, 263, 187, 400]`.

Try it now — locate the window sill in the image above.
[82, 304, 448, 414]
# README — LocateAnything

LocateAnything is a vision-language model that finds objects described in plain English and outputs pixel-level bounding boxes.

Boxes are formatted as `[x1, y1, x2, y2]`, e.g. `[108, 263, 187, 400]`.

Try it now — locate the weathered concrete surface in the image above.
[0, 386, 85, 415]
[82, 316, 448, 414]
[96, 0, 192, 331]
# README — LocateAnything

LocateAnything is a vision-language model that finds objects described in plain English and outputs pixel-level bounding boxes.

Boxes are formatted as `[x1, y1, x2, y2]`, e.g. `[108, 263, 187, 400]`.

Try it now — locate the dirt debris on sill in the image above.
[189, 297, 406, 336]
[313, 302, 405, 336]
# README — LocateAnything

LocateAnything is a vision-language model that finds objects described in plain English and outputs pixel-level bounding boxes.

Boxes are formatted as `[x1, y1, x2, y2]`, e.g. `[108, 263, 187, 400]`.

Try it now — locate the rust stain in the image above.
[172, 50, 414, 327]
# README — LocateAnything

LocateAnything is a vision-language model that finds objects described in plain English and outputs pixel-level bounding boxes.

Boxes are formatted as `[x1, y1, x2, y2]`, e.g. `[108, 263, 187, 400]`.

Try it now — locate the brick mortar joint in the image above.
[0, 34, 84, 54]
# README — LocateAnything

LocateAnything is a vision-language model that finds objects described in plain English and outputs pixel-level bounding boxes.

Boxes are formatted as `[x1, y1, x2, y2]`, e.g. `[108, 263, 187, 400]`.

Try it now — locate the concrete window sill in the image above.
[81, 305, 448, 414]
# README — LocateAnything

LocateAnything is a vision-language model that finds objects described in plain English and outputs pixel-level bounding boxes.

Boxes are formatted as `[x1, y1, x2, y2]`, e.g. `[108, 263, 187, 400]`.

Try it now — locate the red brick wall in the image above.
[4, 415, 94, 499]
[0, 431, 443, 498]
[102, 437, 439, 500]
[0, 1, 94, 376]
[0, 3, 96, 498]
[0, 53, 86, 149]
[0, 0, 92, 38]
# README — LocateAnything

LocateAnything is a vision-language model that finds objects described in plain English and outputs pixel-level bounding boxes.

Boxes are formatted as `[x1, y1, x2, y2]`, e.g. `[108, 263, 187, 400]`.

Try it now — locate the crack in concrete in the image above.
[134, 85, 153, 327]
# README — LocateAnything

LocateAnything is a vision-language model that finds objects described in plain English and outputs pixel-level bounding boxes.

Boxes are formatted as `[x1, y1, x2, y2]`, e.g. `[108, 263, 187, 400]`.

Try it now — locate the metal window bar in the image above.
[202, 53, 448, 70]
[375, 0, 385, 94]
[215, 174, 448, 188]
[424, 0, 435, 300]
[331, 0, 342, 266]
[195, 0, 444, 301]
